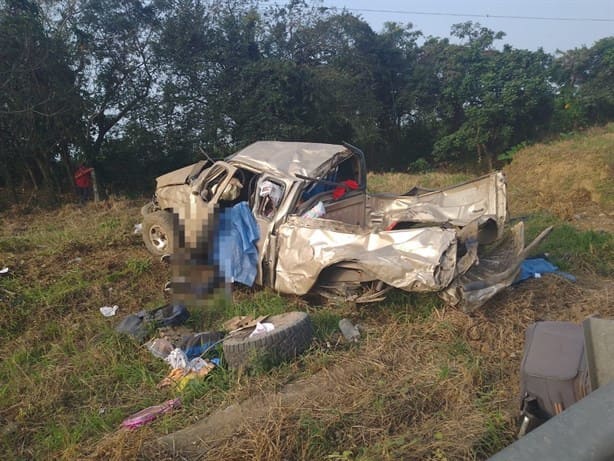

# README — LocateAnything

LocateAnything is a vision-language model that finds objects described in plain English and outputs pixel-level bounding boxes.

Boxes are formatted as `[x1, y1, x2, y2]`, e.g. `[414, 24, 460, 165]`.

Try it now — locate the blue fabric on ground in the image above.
[517, 258, 576, 283]
[214, 202, 260, 286]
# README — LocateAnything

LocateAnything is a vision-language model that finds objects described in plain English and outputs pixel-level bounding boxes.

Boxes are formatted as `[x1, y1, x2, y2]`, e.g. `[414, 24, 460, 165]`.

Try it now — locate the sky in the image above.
[320, 0, 614, 53]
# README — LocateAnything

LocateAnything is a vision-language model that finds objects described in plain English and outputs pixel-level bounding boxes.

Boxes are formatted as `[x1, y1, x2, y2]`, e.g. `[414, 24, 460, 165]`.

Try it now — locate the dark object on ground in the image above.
[489, 381, 614, 461]
[143, 210, 175, 256]
[222, 312, 313, 369]
[116, 304, 190, 342]
[180, 331, 225, 359]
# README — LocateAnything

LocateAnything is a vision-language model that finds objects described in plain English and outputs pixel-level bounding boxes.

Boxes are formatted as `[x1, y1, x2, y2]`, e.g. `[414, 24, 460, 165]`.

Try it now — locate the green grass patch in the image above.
[372, 291, 443, 323]
[471, 412, 515, 458]
[524, 214, 614, 275]
[0, 235, 34, 253]
[106, 257, 152, 283]
[310, 310, 342, 341]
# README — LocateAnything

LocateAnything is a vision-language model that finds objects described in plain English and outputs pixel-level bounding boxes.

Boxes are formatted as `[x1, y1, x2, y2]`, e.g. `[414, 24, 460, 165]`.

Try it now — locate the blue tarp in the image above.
[214, 202, 260, 286]
[517, 257, 576, 283]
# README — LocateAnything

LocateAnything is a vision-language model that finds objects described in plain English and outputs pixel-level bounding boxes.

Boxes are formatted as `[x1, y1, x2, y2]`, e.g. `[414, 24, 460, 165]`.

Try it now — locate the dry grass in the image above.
[146, 276, 611, 461]
[504, 124, 614, 226]
[367, 171, 471, 195]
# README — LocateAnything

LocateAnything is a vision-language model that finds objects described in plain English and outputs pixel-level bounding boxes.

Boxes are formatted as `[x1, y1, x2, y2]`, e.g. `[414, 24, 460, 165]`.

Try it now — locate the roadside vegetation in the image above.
[1, 128, 612, 460]
[1, 0, 613, 207]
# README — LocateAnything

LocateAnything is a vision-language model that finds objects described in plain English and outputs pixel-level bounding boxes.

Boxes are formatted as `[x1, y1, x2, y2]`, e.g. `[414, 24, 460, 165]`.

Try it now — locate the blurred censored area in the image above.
[169, 202, 229, 310]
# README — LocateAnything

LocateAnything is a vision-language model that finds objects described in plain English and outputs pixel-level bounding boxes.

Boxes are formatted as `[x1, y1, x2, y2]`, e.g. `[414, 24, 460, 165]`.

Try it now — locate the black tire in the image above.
[141, 201, 157, 217]
[222, 312, 313, 370]
[142, 210, 175, 256]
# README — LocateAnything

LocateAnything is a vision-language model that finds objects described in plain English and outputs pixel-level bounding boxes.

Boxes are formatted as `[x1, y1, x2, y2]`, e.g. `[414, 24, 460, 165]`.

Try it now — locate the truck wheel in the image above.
[143, 210, 175, 256]
[222, 312, 313, 370]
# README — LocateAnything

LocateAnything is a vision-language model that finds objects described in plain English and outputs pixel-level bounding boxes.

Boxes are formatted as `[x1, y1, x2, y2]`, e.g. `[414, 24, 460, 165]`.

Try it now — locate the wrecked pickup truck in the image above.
[141, 141, 550, 312]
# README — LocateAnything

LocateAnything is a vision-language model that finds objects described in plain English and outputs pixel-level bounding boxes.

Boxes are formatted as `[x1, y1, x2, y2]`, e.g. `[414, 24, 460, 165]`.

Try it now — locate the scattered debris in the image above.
[158, 360, 217, 391]
[223, 314, 269, 332]
[146, 338, 174, 359]
[338, 318, 360, 342]
[68, 257, 82, 264]
[248, 322, 275, 338]
[0, 267, 9, 274]
[517, 257, 576, 283]
[165, 348, 189, 370]
[133, 223, 143, 234]
[99, 305, 119, 317]
[180, 331, 225, 359]
[121, 398, 181, 430]
[116, 304, 190, 342]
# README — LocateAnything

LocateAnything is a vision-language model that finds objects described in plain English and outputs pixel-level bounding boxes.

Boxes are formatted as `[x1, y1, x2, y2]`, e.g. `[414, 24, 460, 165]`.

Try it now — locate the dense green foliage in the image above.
[1, 0, 613, 202]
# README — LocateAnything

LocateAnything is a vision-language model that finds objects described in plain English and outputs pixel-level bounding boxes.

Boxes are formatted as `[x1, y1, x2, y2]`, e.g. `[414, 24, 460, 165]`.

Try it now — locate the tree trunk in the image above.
[34, 155, 57, 205]
[0, 162, 18, 204]
[25, 163, 39, 190]
[60, 148, 76, 195]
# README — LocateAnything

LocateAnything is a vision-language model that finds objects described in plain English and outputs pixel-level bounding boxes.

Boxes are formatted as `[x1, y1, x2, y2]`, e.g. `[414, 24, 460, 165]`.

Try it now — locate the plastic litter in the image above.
[158, 358, 218, 389]
[339, 318, 360, 342]
[302, 201, 326, 219]
[146, 337, 174, 359]
[120, 398, 181, 430]
[180, 331, 225, 359]
[165, 348, 189, 370]
[133, 223, 143, 234]
[517, 258, 576, 283]
[176, 366, 214, 391]
[100, 305, 119, 317]
[248, 322, 275, 338]
[0, 267, 9, 274]
[187, 357, 209, 372]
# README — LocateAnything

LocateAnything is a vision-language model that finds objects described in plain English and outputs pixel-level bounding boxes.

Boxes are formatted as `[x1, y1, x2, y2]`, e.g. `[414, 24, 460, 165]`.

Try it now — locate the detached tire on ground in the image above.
[222, 312, 314, 370]
[142, 210, 175, 256]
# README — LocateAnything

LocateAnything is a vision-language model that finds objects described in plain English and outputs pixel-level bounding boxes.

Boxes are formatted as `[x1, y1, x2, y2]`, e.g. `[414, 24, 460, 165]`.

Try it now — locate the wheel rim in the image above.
[149, 225, 168, 251]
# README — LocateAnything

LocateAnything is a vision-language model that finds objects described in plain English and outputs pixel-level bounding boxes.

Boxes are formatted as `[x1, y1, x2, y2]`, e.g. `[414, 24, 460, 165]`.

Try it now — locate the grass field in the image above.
[1, 125, 613, 460]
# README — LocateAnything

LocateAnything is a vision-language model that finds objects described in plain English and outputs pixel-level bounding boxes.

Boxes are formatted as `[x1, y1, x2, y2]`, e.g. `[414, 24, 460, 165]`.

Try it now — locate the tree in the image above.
[0, 0, 83, 202]
[418, 22, 554, 169]
[66, 0, 164, 162]
[553, 37, 614, 129]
